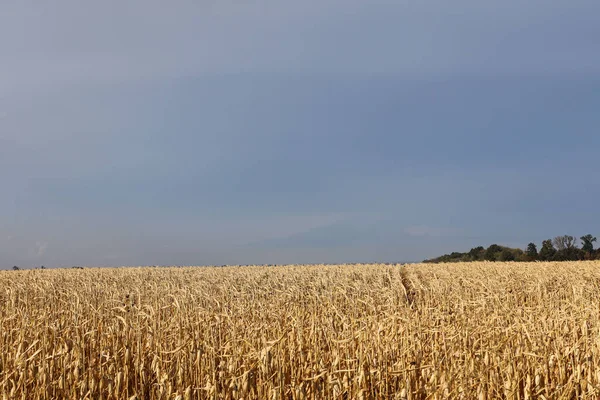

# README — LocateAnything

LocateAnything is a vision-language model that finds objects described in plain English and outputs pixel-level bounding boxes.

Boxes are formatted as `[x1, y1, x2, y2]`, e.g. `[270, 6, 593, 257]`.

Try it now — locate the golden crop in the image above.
[1, 262, 600, 399]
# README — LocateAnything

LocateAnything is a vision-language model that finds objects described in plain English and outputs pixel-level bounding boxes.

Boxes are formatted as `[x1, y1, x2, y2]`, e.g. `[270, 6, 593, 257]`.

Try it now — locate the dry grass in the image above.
[1, 262, 600, 399]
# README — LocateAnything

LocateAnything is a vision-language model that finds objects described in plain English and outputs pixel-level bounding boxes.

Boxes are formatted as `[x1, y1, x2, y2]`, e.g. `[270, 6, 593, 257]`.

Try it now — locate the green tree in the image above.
[580, 234, 597, 255]
[468, 246, 485, 261]
[552, 247, 584, 261]
[538, 239, 556, 261]
[484, 244, 503, 261]
[526, 243, 538, 260]
[498, 248, 516, 261]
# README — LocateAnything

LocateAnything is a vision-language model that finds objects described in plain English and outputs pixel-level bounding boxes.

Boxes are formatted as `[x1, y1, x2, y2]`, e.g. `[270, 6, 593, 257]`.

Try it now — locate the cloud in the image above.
[34, 241, 48, 257]
[404, 226, 462, 238]
[1, 0, 600, 267]
[2, 0, 599, 97]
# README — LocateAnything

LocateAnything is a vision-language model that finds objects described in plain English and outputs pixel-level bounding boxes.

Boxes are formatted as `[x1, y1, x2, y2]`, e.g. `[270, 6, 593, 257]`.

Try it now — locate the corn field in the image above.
[2, 262, 600, 399]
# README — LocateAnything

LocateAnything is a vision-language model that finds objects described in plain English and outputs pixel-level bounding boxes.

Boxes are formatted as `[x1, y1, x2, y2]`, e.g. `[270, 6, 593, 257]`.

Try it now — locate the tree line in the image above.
[423, 234, 598, 263]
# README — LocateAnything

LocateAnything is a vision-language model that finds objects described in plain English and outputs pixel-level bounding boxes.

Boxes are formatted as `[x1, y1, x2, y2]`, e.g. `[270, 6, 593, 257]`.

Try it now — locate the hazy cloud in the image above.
[1, 0, 599, 267]
[34, 241, 49, 257]
[404, 226, 462, 238]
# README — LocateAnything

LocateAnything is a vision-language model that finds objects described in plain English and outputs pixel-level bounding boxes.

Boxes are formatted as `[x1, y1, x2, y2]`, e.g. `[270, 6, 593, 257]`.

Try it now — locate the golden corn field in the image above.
[2, 262, 600, 399]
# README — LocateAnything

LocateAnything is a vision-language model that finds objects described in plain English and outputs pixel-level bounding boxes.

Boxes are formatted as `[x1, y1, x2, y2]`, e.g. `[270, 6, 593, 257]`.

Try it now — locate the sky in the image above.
[1, 0, 600, 268]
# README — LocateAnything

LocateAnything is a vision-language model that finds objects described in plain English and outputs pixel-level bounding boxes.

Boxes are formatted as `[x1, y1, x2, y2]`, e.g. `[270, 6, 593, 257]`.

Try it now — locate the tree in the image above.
[484, 244, 503, 261]
[552, 235, 577, 251]
[550, 235, 582, 261]
[580, 234, 597, 255]
[498, 249, 516, 261]
[526, 243, 538, 260]
[552, 247, 584, 261]
[538, 239, 556, 261]
[468, 246, 485, 261]
[13, 266, 19, 271]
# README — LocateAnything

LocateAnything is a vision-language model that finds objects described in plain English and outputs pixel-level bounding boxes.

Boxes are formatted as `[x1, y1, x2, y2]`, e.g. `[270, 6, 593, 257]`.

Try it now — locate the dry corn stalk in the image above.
[1, 261, 600, 399]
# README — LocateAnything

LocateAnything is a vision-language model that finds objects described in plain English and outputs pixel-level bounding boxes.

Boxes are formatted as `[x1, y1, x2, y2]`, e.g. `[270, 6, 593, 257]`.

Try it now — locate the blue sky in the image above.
[1, 0, 599, 267]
